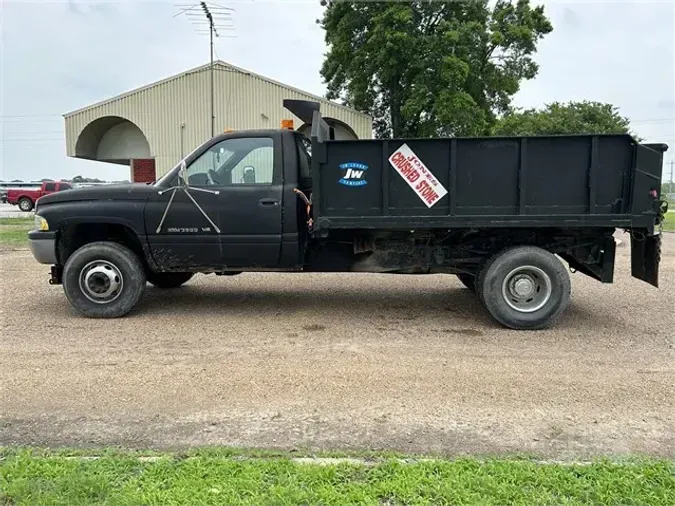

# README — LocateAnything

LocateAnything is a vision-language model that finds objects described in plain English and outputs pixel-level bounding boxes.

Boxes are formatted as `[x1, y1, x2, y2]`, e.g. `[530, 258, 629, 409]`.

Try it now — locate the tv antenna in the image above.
[175, 2, 236, 138]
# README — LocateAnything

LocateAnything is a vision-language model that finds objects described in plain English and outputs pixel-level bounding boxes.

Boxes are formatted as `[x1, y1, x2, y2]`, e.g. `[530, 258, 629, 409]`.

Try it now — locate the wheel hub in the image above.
[501, 266, 552, 313]
[512, 275, 535, 297]
[79, 261, 123, 304]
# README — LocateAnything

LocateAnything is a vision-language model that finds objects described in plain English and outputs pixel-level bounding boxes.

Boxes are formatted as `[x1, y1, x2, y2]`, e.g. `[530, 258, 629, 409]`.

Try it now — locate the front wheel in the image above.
[63, 241, 146, 318]
[18, 198, 34, 212]
[147, 272, 194, 289]
[478, 246, 571, 330]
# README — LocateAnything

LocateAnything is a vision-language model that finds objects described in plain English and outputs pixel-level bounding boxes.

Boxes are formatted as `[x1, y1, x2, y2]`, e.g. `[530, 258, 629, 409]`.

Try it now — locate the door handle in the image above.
[259, 198, 280, 207]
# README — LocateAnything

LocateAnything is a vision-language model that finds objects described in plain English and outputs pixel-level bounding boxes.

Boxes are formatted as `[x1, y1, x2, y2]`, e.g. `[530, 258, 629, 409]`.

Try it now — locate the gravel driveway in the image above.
[1, 234, 673, 459]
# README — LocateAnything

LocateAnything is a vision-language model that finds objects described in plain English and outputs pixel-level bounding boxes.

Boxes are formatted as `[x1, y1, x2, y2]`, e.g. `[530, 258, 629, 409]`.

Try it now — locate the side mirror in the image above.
[215, 146, 228, 163]
[242, 166, 256, 184]
[179, 159, 188, 186]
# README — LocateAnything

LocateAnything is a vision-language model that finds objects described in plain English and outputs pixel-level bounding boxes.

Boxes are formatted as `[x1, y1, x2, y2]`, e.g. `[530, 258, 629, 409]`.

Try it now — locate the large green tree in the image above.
[320, 0, 553, 138]
[493, 101, 637, 137]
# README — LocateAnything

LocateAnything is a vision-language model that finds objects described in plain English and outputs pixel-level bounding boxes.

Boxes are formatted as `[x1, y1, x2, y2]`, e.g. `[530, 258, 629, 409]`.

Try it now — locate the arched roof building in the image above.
[64, 61, 372, 182]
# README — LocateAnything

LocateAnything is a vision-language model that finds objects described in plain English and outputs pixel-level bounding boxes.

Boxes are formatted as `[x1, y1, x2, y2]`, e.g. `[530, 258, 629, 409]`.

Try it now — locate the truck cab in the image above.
[144, 128, 311, 271]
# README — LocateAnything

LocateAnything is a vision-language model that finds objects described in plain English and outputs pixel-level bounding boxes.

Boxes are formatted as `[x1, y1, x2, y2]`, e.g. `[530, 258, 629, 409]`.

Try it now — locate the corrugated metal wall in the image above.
[64, 63, 373, 177]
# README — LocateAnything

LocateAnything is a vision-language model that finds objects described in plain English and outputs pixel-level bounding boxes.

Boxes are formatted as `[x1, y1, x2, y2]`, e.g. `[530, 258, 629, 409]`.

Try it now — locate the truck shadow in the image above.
[136, 281, 492, 327]
[133, 278, 611, 333]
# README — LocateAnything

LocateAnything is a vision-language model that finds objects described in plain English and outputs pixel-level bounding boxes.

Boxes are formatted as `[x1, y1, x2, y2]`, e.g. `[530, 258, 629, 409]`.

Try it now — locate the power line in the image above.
[2, 131, 64, 136]
[0, 139, 65, 143]
[0, 114, 61, 118]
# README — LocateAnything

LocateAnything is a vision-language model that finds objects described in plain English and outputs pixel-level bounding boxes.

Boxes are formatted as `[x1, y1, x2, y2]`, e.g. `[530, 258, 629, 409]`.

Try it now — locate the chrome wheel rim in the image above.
[19, 200, 31, 211]
[79, 260, 123, 304]
[501, 265, 552, 313]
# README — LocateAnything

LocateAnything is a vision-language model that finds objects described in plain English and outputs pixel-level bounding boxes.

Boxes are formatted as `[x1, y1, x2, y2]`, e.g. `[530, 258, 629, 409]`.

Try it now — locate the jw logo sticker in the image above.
[338, 162, 368, 187]
[389, 144, 448, 208]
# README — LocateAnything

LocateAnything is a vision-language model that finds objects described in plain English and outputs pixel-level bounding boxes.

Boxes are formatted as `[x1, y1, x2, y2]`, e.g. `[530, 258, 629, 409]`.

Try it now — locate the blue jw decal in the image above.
[338, 162, 368, 187]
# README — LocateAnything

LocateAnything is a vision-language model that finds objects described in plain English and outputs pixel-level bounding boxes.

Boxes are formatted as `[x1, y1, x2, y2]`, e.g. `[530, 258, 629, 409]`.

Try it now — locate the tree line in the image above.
[319, 0, 640, 139]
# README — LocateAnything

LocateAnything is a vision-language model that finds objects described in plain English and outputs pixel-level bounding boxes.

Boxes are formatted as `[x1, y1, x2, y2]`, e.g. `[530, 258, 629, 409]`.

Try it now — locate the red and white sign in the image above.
[388, 144, 448, 208]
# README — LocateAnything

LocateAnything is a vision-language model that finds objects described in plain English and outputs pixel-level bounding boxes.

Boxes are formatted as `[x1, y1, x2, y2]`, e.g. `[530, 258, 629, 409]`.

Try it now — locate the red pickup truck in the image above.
[7, 181, 73, 212]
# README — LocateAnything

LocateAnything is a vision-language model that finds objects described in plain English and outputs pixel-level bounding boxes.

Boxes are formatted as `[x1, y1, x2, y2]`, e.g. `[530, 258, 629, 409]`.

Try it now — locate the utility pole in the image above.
[175, 3, 236, 139]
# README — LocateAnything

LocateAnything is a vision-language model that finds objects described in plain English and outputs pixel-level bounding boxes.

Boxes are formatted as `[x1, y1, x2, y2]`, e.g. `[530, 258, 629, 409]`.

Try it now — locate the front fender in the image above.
[38, 200, 157, 270]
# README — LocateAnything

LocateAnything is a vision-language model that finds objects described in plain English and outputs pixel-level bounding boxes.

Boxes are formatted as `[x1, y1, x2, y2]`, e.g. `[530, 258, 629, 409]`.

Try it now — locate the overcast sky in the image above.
[1, 0, 674, 182]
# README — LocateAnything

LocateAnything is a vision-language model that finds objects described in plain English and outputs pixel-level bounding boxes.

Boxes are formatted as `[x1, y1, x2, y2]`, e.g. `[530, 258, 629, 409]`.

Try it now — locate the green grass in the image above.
[662, 211, 675, 232]
[0, 218, 33, 247]
[1, 450, 674, 506]
[0, 217, 34, 226]
[0, 226, 32, 247]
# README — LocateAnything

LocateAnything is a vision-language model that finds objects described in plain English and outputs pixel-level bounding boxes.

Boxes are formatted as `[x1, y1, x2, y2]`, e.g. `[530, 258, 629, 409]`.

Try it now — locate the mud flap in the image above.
[631, 233, 661, 287]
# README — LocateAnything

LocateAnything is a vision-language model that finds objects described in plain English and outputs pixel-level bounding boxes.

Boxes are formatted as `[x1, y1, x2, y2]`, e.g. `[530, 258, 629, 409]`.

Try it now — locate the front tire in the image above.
[18, 198, 34, 212]
[147, 272, 194, 289]
[63, 241, 146, 318]
[478, 246, 571, 330]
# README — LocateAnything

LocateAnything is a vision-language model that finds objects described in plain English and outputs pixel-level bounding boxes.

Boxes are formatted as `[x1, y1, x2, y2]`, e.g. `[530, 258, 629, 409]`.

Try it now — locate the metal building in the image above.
[64, 61, 373, 182]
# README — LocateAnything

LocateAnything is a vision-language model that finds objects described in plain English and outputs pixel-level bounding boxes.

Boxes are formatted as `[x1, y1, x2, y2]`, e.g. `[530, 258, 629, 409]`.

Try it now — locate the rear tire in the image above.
[456, 273, 476, 292]
[63, 241, 146, 318]
[478, 246, 570, 330]
[18, 198, 33, 212]
[147, 272, 194, 289]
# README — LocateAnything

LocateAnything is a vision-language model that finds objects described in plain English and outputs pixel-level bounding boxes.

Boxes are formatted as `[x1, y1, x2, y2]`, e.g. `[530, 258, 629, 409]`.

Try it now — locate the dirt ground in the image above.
[1, 235, 674, 459]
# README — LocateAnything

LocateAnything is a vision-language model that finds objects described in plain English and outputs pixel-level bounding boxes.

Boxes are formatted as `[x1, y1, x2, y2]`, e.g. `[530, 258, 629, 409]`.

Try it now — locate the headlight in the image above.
[34, 215, 49, 231]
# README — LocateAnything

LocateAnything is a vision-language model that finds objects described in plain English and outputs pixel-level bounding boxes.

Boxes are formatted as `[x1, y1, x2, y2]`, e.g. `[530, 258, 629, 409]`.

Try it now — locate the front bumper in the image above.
[28, 230, 58, 265]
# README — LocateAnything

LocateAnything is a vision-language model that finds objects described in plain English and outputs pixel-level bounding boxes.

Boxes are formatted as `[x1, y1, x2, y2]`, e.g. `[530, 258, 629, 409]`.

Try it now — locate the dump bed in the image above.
[307, 112, 667, 233]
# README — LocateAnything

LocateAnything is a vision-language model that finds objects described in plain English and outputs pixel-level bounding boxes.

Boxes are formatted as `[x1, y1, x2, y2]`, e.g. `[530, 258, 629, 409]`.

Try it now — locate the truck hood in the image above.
[37, 183, 156, 205]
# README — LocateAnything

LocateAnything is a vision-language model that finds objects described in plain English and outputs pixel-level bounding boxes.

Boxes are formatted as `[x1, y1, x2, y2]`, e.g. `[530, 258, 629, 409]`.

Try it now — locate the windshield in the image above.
[154, 140, 209, 187]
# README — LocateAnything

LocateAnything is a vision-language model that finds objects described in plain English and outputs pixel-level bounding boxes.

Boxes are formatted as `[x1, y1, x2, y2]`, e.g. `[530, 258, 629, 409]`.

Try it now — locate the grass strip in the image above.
[0, 218, 33, 247]
[1, 449, 673, 505]
[0, 218, 34, 226]
[662, 211, 675, 232]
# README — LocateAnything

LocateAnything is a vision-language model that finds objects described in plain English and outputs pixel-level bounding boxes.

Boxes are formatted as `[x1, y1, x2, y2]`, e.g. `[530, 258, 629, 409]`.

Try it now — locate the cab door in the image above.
[144, 134, 283, 270]
[210, 136, 283, 267]
[42, 182, 56, 197]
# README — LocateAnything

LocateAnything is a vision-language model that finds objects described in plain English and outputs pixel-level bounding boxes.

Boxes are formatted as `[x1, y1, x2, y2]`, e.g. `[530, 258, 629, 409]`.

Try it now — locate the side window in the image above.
[230, 145, 274, 185]
[44, 183, 56, 191]
[185, 137, 274, 186]
[185, 145, 235, 186]
[296, 136, 311, 180]
[58, 183, 72, 191]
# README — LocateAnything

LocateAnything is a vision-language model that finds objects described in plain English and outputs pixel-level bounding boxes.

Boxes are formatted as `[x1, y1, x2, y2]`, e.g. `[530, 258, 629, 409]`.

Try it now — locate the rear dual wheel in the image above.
[476, 246, 571, 330]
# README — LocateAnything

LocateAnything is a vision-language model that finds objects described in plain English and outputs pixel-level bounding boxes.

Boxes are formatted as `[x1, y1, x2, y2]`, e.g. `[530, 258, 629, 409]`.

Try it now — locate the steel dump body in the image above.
[309, 129, 666, 232]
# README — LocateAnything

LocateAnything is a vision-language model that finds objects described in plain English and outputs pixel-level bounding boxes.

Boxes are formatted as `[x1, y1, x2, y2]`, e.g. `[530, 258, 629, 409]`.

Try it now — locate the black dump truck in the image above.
[28, 100, 668, 329]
